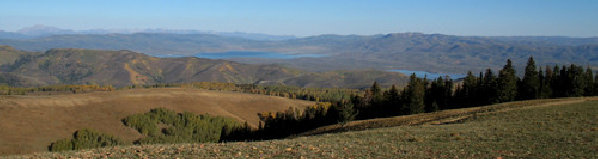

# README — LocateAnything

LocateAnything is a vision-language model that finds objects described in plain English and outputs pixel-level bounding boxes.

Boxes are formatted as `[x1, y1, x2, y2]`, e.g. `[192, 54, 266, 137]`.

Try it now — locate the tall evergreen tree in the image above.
[584, 67, 594, 96]
[538, 67, 552, 99]
[338, 102, 357, 126]
[462, 71, 478, 106]
[497, 59, 518, 102]
[371, 82, 382, 99]
[403, 73, 425, 114]
[567, 64, 585, 96]
[521, 57, 540, 99]
[482, 69, 498, 104]
[551, 65, 561, 97]
[383, 84, 401, 115]
[370, 81, 384, 108]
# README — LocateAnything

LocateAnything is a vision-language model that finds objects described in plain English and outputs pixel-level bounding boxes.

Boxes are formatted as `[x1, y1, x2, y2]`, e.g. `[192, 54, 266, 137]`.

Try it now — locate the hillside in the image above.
[1, 33, 598, 73]
[0, 88, 314, 155]
[0, 46, 408, 88]
[9, 97, 597, 158]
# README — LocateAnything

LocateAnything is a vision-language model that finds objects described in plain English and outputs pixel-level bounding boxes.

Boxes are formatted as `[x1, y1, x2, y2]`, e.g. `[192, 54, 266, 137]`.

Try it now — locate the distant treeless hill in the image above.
[0, 88, 314, 155]
[1, 33, 597, 73]
[0, 46, 408, 88]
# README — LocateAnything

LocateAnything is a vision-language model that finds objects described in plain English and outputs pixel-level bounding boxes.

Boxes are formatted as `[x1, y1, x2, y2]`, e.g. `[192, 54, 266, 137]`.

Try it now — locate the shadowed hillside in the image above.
[0, 46, 408, 88]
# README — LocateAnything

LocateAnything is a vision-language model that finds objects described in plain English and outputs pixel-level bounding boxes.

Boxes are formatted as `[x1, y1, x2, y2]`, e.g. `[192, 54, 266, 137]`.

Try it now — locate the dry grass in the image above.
[0, 88, 313, 155]
[299, 97, 597, 136]
[7, 96, 598, 158]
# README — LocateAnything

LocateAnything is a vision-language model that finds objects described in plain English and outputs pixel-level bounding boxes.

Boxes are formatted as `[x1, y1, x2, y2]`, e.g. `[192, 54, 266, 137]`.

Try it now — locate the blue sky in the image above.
[1, 0, 597, 36]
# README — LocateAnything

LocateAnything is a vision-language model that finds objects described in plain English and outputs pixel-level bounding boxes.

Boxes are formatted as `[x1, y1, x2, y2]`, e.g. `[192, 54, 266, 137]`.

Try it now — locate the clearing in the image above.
[0, 88, 313, 155]
[8, 96, 597, 158]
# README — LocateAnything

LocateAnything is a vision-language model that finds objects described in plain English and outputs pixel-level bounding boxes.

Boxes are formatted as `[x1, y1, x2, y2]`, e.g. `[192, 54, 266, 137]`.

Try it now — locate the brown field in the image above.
[8, 96, 597, 158]
[0, 88, 314, 155]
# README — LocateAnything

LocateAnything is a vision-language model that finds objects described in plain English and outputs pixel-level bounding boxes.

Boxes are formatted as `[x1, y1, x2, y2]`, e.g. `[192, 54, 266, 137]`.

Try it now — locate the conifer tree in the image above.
[338, 102, 357, 126]
[497, 59, 518, 102]
[383, 84, 401, 115]
[584, 67, 594, 96]
[404, 73, 425, 114]
[460, 71, 478, 106]
[551, 65, 561, 97]
[482, 69, 498, 104]
[521, 57, 540, 99]
[567, 64, 585, 96]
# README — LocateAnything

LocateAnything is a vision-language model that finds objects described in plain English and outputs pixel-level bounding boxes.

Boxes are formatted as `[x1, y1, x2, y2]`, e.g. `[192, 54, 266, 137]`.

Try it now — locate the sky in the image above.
[1, 0, 597, 36]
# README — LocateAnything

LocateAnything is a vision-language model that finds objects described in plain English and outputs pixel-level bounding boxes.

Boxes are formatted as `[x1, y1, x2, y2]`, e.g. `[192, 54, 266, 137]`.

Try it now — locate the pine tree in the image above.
[370, 82, 382, 99]
[551, 65, 561, 97]
[538, 67, 552, 99]
[584, 67, 594, 96]
[338, 102, 357, 126]
[383, 84, 401, 115]
[568, 64, 585, 96]
[404, 73, 425, 114]
[497, 59, 518, 102]
[461, 71, 478, 106]
[482, 69, 498, 104]
[521, 57, 540, 100]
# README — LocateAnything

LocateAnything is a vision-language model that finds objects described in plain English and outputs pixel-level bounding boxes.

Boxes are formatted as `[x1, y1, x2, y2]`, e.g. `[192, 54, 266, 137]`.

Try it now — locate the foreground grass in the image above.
[7, 99, 598, 158]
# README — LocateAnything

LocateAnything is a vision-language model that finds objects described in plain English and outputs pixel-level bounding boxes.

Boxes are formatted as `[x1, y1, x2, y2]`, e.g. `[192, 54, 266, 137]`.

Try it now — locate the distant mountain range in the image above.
[0, 46, 408, 88]
[0, 25, 297, 41]
[1, 26, 597, 74]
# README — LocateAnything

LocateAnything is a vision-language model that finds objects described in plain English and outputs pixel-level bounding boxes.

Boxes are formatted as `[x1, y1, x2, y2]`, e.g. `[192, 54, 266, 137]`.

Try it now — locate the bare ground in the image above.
[0, 88, 313, 155]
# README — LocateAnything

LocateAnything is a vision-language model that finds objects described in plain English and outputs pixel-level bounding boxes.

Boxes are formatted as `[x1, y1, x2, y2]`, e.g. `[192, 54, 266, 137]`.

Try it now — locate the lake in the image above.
[194, 51, 327, 59]
[389, 69, 466, 79]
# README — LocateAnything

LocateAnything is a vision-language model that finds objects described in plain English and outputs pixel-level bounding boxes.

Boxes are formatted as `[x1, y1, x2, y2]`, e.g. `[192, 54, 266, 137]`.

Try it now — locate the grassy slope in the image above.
[8, 97, 597, 158]
[0, 88, 313, 155]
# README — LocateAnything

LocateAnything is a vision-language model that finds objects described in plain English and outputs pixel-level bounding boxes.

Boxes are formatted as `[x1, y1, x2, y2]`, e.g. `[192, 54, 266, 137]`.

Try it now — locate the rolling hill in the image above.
[0, 46, 408, 88]
[8, 97, 597, 158]
[0, 88, 314, 155]
[1, 33, 597, 73]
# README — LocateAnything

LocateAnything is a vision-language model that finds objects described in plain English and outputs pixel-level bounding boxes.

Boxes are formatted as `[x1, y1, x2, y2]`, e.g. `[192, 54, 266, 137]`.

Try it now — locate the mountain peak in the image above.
[17, 24, 74, 36]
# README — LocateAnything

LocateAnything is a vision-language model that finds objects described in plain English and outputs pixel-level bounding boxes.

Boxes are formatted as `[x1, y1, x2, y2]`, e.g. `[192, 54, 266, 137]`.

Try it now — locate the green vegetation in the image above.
[29, 99, 598, 158]
[0, 84, 112, 95]
[48, 129, 122, 152]
[124, 82, 362, 102]
[122, 108, 240, 144]
[223, 58, 598, 141]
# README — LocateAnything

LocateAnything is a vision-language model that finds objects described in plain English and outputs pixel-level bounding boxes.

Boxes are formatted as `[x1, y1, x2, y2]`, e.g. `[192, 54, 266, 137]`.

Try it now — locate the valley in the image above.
[2, 33, 598, 73]
[0, 46, 408, 88]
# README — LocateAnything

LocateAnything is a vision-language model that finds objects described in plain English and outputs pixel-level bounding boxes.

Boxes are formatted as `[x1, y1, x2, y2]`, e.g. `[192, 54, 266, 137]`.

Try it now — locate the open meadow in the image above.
[0, 88, 313, 155]
[8, 97, 597, 158]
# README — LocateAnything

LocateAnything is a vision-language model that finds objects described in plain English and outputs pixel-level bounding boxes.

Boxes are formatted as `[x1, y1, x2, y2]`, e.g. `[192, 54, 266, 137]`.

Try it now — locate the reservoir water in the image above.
[194, 51, 327, 59]
[389, 69, 466, 79]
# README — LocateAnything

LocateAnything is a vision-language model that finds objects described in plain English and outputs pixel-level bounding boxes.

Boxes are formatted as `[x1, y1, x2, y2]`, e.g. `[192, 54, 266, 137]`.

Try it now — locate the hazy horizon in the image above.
[1, 0, 597, 37]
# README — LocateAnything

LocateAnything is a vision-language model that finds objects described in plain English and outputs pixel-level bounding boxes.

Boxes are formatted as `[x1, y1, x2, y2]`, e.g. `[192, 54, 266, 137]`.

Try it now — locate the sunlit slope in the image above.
[10, 97, 597, 158]
[0, 88, 313, 155]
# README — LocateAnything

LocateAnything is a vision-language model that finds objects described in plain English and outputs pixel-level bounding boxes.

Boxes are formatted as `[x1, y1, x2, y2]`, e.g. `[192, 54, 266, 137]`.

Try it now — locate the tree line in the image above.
[49, 108, 241, 151]
[48, 129, 122, 151]
[222, 57, 598, 141]
[122, 108, 240, 144]
[0, 84, 113, 95]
